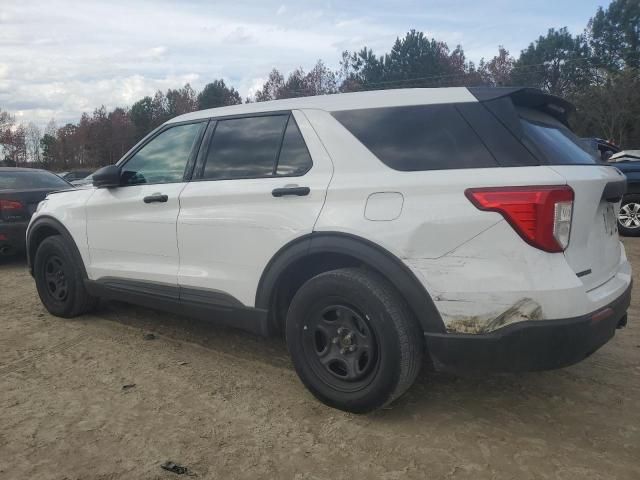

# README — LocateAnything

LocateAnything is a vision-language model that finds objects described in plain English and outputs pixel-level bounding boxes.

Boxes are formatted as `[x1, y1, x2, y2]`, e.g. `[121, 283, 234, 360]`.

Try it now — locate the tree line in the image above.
[1, 0, 638, 170]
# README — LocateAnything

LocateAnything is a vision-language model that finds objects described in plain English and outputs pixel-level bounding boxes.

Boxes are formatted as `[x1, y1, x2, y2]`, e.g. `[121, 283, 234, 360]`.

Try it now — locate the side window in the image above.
[122, 123, 203, 185]
[276, 116, 313, 176]
[202, 115, 288, 180]
[332, 105, 498, 171]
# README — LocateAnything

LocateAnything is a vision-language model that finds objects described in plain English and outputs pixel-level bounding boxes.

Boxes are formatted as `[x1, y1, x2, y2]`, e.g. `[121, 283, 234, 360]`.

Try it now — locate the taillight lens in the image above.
[0, 199, 24, 211]
[465, 186, 574, 253]
[0, 199, 26, 221]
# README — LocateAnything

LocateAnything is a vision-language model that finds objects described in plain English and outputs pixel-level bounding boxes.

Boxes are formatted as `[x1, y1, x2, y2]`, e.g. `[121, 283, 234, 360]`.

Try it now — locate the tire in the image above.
[285, 267, 423, 413]
[33, 235, 98, 317]
[618, 195, 640, 237]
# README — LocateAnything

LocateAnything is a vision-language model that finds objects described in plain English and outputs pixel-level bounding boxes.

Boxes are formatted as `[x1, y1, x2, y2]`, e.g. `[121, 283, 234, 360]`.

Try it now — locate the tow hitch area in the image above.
[617, 314, 628, 329]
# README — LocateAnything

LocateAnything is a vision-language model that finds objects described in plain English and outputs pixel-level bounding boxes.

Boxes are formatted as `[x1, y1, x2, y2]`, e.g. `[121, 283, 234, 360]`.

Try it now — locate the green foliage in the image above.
[129, 96, 154, 140]
[512, 28, 591, 95]
[571, 68, 640, 147]
[197, 80, 242, 109]
[339, 30, 475, 90]
[40, 133, 57, 168]
[589, 0, 640, 70]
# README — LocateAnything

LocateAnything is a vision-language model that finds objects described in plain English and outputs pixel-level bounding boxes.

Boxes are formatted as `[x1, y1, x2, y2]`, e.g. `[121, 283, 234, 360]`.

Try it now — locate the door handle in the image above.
[271, 186, 310, 197]
[143, 193, 168, 203]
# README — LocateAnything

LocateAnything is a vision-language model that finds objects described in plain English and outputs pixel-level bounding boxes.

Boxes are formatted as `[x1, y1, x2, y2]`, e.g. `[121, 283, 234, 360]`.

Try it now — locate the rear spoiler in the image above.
[468, 87, 575, 127]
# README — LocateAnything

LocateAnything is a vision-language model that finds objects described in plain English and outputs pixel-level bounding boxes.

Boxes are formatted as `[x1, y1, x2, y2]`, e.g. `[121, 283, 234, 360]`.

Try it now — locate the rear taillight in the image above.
[0, 199, 25, 221]
[0, 199, 24, 211]
[465, 186, 574, 253]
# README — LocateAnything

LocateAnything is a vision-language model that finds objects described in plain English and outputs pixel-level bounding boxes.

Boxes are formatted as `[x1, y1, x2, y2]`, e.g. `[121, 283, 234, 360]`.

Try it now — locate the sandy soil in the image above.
[1, 241, 639, 480]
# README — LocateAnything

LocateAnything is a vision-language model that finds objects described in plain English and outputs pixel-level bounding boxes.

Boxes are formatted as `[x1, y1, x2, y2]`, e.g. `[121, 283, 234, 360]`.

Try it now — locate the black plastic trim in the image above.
[183, 120, 209, 182]
[576, 269, 592, 278]
[85, 278, 268, 336]
[255, 232, 446, 335]
[26, 215, 88, 278]
[272, 187, 310, 197]
[456, 102, 539, 167]
[425, 281, 632, 373]
[179, 284, 245, 309]
[601, 178, 627, 203]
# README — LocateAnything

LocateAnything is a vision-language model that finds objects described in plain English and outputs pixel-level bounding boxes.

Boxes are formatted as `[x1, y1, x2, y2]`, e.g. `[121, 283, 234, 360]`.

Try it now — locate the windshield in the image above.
[0, 170, 73, 190]
[518, 107, 599, 165]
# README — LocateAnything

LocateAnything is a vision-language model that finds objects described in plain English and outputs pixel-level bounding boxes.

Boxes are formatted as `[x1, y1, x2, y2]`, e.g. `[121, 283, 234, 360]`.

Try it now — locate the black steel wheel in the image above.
[303, 304, 379, 392]
[43, 255, 69, 303]
[34, 235, 97, 317]
[286, 268, 423, 413]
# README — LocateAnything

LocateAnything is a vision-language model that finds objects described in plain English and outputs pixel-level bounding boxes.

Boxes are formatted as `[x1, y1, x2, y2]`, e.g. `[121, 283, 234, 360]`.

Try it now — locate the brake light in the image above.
[465, 186, 574, 253]
[0, 200, 24, 211]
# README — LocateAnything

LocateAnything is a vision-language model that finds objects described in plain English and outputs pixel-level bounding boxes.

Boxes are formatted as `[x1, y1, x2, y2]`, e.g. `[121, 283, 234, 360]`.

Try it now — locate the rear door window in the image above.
[332, 105, 498, 171]
[202, 115, 288, 180]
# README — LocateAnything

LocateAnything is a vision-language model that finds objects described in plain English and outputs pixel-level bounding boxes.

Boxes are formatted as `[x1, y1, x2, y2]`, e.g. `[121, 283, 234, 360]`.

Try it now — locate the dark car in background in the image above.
[58, 170, 93, 183]
[0, 168, 73, 256]
[583, 137, 621, 162]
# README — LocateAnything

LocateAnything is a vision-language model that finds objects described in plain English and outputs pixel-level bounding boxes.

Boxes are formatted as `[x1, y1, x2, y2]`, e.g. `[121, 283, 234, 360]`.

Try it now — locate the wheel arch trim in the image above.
[255, 231, 446, 334]
[26, 215, 88, 279]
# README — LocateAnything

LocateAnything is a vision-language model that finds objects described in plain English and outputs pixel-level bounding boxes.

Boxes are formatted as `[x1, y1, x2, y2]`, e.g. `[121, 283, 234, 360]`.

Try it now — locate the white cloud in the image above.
[276, 4, 287, 16]
[147, 46, 168, 60]
[245, 77, 266, 99]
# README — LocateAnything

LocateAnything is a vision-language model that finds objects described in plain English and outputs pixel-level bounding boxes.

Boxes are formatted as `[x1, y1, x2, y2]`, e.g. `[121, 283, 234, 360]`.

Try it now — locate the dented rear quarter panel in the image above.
[309, 110, 593, 333]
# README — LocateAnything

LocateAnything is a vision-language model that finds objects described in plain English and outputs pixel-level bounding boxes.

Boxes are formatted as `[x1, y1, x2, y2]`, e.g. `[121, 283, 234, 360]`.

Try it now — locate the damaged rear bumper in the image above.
[425, 282, 632, 373]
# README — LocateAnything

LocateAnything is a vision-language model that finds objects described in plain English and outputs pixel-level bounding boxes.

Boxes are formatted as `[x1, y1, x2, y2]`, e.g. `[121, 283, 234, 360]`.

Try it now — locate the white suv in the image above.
[27, 87, 632, 413]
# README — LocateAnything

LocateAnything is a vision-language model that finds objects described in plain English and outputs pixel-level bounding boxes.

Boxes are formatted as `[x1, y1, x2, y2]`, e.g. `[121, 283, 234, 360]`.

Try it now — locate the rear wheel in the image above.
[618, 195, 640, 237]
[285, 268, 423, 413]
[34, 235, 98, 317]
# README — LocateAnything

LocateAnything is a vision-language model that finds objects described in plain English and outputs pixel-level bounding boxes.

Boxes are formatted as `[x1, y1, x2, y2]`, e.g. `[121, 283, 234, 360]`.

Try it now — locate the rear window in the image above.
[332, 105, 498, 171]
[0, 170, 71, 190]
[517, 107, 599, 165]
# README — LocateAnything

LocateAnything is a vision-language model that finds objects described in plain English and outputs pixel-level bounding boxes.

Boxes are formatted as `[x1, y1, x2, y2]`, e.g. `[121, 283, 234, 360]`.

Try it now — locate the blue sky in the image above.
[0, 0, 608, 129]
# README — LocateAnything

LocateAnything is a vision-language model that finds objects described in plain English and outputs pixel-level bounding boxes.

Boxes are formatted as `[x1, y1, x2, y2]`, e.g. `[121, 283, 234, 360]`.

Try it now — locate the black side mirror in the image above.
[93, 165, 122, 188]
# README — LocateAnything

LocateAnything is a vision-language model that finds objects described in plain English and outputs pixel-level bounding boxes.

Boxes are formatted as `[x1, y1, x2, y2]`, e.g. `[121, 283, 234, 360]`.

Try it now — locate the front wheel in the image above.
[33, 235, 98, 317]
[285, 268, 423, 413]
[618, 195, 640, 237]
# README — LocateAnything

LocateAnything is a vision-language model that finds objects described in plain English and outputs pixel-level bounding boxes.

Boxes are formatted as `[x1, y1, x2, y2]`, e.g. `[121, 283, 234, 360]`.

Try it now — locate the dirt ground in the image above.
[1, 242, 639, 480]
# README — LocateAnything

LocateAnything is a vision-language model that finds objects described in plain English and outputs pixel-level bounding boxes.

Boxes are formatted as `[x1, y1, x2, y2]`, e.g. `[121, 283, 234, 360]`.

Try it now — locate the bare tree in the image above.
[26, 122, 41, 164]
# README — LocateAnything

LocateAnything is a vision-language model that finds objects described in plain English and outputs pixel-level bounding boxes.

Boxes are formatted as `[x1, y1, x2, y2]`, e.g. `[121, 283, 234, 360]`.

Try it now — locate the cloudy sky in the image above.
[1, 0, 606, 129]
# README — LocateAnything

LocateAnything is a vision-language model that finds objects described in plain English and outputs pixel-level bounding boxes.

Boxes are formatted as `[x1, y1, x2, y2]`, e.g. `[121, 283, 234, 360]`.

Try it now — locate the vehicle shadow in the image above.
[93, 298, 612, 425]
[95, 300, 293, 369]
[0, 253, 27, 267]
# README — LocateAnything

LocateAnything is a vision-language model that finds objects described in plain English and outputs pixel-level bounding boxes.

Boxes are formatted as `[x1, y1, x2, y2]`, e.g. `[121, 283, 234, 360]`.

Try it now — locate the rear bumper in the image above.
[0, 221, 28, 253]
[425, 282, 631, 373]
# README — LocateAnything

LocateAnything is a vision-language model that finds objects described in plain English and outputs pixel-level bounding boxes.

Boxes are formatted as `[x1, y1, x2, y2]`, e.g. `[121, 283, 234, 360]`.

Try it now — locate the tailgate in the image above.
[550, 165, 626, 290]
